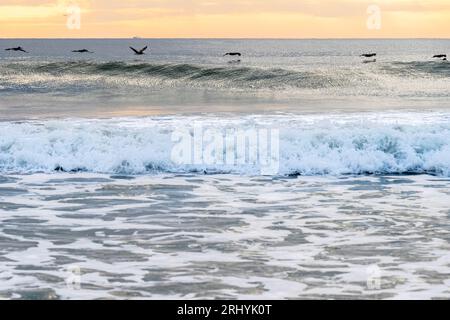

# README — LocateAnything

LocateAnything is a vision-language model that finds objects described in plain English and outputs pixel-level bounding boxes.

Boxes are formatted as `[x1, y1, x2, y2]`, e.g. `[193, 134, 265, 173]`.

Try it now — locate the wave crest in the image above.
[1, 60, 449, 95]
[1, 116, 450, 176]
[382, 61, 450, 77]
[2, 61, 334, 90]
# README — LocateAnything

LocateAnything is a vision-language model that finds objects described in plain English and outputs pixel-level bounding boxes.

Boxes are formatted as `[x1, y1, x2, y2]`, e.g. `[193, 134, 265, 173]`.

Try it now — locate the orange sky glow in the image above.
[1, 0, 449, 38]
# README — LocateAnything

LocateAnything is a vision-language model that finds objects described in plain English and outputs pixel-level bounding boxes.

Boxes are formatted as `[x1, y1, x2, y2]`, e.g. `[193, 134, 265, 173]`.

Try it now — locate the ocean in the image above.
[0, 39, 449, 299]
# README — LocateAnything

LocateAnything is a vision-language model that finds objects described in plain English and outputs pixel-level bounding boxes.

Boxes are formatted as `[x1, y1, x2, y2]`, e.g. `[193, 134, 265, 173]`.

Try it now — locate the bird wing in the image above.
[140, 46, 148, 53]
[130, 47, 139, 54]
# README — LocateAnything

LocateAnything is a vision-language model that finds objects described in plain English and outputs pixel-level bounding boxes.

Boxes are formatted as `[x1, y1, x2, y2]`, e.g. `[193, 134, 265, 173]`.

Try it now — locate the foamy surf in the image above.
[1, 112, 450, 176]
[1, 173, 449, 299]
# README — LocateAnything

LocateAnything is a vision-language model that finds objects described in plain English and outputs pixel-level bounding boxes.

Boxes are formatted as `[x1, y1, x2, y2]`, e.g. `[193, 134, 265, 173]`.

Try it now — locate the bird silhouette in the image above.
[224, 52, 242, 57]
[130, 46, 148, 55]
[72, 49, 93, 53]
[433, 54, 447, 60]
[5, 46, 28, 53]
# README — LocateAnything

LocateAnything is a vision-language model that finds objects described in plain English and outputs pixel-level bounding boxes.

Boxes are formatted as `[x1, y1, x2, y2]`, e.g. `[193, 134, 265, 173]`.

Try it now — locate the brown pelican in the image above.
[224, 52, 242, 57]
[130, 46, 148, 55]
[5, 46, 28, 53]
[433, 54, 447, 61]
[72, 49, 93, 53]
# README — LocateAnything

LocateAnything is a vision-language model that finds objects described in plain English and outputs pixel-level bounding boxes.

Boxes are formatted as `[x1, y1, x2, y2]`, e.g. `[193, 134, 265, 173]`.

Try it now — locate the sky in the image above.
[0, 0, 449, 38]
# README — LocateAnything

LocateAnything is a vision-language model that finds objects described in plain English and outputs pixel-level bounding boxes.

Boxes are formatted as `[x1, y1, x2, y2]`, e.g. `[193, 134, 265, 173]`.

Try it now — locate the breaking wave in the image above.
[1, 114, 450, 176]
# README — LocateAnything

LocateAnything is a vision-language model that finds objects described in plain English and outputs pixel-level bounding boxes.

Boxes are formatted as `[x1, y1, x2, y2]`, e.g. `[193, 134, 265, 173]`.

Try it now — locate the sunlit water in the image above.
[1, 39, 449, 119]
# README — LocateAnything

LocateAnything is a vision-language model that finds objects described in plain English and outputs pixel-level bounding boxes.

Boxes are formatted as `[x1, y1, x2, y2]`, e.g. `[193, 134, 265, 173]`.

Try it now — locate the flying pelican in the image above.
[72, 49, 94, 53]
[5, 46, 28, 53]
[433, 54, 447, 61]
[224, 52, 242, 57]
[130, 46, 148, 55]
[361, 53, 376, 58]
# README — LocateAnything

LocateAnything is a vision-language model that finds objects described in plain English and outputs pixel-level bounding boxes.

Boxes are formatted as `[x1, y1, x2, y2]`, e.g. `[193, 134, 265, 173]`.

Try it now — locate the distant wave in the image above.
[1, 60, 449, 95]
[4, 60, 450, 77]
[381, 61, 450, 77]
[1, 115, 449, 176]
[0, 61, 335, 90]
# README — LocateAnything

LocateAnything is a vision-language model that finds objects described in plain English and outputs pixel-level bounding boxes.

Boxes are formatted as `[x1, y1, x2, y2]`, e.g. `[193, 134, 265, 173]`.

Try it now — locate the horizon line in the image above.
[1, 37, 449, 40]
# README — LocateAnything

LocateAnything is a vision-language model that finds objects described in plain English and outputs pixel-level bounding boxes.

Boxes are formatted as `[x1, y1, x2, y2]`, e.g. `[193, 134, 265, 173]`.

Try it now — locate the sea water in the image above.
[0, 39, 449, 299]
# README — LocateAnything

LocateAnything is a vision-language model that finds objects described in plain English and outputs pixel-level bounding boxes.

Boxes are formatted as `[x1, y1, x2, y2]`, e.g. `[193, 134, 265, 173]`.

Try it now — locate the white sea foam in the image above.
[1, 112, 450, 176]
[1, 173, 449, 299]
